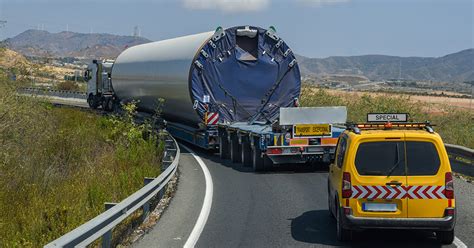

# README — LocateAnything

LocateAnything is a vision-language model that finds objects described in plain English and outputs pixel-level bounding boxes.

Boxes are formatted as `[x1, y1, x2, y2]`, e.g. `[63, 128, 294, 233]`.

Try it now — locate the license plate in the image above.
[307, 146, 323, 153]
[362, 203, 397, 212]
[293, 124, 332, 138]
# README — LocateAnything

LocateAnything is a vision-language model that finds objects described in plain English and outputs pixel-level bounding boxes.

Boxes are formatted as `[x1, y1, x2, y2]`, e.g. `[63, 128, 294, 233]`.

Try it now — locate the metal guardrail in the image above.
[18, 87, 87, 99]
[445, 144, 474, 177]
[44, 133, 180, 248]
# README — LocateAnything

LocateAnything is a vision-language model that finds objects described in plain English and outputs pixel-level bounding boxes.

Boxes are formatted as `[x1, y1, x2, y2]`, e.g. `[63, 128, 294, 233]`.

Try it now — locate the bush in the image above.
[0, 76, 163, 247]
[56, 80, 80, 91]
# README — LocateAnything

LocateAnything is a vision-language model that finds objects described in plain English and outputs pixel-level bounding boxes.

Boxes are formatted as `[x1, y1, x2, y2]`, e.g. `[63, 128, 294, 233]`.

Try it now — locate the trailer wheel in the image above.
[101, 98, 109, 111]
[263, 154, 273, 171]
[251, 139, 264, 171]
[111, 99, 120, 112]
[230, 132, 242, 164]
[219, 128, 230, 159]
[107, 98, 114, 112]
[241, 136, 252, 167]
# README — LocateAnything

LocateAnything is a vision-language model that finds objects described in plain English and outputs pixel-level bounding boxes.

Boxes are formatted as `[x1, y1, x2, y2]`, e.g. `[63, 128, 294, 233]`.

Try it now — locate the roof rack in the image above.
[345, 121, 435, 134]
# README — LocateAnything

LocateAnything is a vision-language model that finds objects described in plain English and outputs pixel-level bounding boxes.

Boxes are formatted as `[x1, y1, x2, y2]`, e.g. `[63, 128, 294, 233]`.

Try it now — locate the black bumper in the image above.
[342, 212, 455, 231]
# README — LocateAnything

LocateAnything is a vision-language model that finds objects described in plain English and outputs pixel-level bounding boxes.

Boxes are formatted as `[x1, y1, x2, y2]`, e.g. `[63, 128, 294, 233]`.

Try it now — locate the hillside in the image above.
[0, 47, 31, 69]
[4, 29, 151, 59]
[297, 49, 474, 83]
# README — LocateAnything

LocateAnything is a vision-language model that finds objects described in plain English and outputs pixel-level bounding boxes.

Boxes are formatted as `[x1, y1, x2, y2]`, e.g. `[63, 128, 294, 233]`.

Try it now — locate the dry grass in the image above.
[0, 76, 163, 247]
[300, 84, 474, 148]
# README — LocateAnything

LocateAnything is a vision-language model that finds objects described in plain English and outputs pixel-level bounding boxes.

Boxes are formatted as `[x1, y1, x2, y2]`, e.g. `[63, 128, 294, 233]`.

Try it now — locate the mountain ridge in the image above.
[296, 48, 473, 83]
[3, 29, 473, 83]
[4, 29, 151, 59]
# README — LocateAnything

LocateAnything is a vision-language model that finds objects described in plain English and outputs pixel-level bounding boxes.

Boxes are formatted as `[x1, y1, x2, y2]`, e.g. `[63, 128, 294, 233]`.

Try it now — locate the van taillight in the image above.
[342, 172, 352, 198]
[444, 208, 455, 217]
[445, 172, 454, 199]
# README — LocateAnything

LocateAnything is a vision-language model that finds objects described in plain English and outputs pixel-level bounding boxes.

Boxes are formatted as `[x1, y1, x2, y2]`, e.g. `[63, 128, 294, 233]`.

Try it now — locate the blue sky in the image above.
[0, 0, 472, 58]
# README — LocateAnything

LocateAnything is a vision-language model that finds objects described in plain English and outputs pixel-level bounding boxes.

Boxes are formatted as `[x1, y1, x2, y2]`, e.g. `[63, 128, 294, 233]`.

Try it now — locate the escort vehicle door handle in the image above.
[386, 181, 402, 186]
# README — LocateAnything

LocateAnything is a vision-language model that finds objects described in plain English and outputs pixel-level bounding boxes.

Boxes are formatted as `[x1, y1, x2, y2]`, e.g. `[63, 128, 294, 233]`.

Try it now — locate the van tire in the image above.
[436, 230, 454, 244]
[328, 183, 334, 218]
[336, 204, 352, 241]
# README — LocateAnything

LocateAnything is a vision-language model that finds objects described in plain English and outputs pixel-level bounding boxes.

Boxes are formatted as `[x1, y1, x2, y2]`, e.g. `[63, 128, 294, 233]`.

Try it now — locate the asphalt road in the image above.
[134, 145, 473, 248]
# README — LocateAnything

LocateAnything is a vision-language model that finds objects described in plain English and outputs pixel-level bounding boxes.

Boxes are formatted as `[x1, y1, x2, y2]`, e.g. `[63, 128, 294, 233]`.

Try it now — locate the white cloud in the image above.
[298, 0, 351, 7]
[182, 0, 270, 13]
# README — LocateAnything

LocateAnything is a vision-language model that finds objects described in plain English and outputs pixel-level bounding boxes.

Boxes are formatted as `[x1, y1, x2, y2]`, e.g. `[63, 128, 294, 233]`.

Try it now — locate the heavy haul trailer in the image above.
[96, 25, 346, 170]
[218, 107, 347, 170]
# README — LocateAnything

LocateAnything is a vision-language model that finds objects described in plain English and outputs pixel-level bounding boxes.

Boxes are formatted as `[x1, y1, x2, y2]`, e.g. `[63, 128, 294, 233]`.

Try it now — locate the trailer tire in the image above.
[111, 99, 120, 112]
[263, 154, 273, 171]
[241, 136, 252, 167]
[107, 98, 114, 112]
[101, 97, 109, 111]
[252, 140, 264, 172]
[219, 128, 230, 159]
[230, 132, 241, 164]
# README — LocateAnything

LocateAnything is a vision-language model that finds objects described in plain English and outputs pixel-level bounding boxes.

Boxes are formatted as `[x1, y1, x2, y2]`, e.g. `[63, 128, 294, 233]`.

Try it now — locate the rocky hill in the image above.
[297, 49, 474, 83]
[4, 29, 151, 59]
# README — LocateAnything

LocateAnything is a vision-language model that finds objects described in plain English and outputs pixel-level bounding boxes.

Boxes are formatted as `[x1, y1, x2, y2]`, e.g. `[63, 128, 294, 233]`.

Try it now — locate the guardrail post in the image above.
[102, 202, 117, 248]
[142, 177, 155, 222]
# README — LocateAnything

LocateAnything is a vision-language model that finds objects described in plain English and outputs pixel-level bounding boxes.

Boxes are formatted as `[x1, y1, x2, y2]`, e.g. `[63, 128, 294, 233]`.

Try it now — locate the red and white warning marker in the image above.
[351, 185, 447, 199]
[206, 112, 219, 125]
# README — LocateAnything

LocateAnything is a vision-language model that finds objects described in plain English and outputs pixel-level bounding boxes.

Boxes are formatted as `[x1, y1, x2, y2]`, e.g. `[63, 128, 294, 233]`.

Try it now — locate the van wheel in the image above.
[328, 183, 334, 218]
[336, 204, 352, 241]
[436, 230, 454, 244]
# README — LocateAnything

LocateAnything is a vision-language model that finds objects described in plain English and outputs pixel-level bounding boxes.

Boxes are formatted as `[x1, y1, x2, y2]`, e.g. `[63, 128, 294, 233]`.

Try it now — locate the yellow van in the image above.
[328, 114, 455, 244]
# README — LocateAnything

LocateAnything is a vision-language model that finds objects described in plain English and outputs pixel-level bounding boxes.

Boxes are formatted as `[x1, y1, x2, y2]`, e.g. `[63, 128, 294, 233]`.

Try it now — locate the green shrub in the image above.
[0, 77, 163, 247]
[56, 80, 80, 91]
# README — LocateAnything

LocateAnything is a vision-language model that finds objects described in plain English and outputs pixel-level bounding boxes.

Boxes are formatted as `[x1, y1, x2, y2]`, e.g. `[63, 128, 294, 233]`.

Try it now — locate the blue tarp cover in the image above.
[190, 26, 301, 124]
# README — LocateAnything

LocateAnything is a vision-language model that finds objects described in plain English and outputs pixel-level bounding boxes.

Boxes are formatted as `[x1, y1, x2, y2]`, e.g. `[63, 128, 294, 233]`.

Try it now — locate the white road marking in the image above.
[182, 145, 213, 248]
[454, 236, 468, 248]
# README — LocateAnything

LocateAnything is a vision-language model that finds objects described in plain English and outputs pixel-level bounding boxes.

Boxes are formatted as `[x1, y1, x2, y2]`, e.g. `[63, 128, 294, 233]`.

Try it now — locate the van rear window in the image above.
[406, 141, 440, 175]
[354, 141, 441, 176]
[355, 141, 405, 176]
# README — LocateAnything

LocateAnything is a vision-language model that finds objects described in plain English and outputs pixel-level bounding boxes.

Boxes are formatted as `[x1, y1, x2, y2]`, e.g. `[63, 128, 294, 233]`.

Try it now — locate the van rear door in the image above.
[350, 135, 408, 218]
[405, 135, 451, 218]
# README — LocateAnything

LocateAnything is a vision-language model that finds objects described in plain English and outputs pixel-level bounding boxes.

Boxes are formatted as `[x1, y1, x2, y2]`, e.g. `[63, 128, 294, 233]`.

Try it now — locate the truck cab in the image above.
[84, 59, 116, 111]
